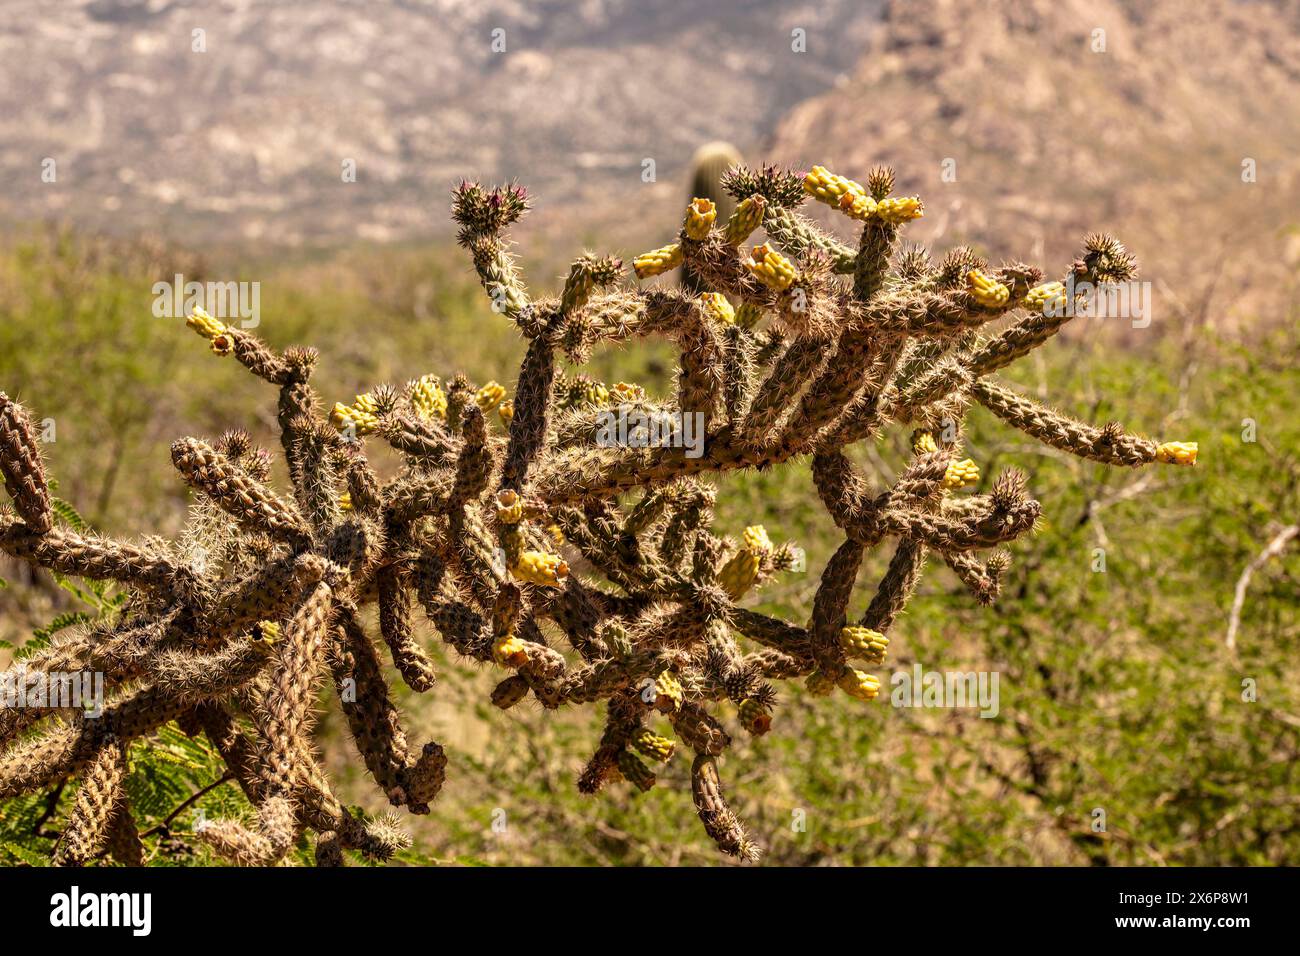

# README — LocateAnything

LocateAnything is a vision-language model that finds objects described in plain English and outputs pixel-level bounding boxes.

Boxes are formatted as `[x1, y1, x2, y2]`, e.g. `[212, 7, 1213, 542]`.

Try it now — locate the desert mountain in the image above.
[0, 0, 878, 244]
[765, 0, 1300, 328]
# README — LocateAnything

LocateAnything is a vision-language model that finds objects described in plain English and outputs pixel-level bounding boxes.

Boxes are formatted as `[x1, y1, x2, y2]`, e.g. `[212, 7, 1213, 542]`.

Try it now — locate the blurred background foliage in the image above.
[1, 227, 1296, 865]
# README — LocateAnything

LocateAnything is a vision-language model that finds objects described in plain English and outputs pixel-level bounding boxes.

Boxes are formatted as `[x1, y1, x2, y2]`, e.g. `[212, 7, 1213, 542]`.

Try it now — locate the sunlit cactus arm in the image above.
[0, 391, 53, 532]
[379, 411, 460, 465]
[448, 404, 494, 511]
[778, 331, 885, 448]
[0, 519, 190, 594]
[375, 568, 438, 692]
[330, 612, 416, 805]
[972, 378, 1196, 467]
[289, 416, 346, 531]
[253, 581, 334, 801]
[691, 754, 761, 862]
[51, 732, 128, 867]
[203, 551, 337, 637]
[184, 308, 292, 385]
[0, 611, 179, 744]
[809, 538, 866, 671]
[276, 348, 327, 496]
[817, 390, 885, 451]
[738, 337, 831, 447]
[171, 437, 313, 548]
[383, 471, 455, 525]
[865, 493, 1040, 553]
[452, 181, 533, 329]
[501, 334, 557, 491]
[674, 304, 726, 429]
[860, 537, 929, 634]
[942, 548, 1010, 606]
[103, 798, 145, 867]
[761, 207, 858, 273]
[147, 632, 277, 703]
[886, 357, 974, 423]
[577, 690, 645, 794]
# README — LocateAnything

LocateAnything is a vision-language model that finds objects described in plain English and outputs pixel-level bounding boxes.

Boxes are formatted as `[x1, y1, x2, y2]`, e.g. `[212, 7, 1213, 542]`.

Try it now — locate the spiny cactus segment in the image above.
[0, 162, 1196, 865]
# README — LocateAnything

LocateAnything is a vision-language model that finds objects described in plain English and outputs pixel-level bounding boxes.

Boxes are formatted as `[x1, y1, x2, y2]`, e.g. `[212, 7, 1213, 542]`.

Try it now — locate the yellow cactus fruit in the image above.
[911, 429, 940, 455]
[839, 626, 889, 665]
[723, 194, 766, 245]
[700, 292, 736, 326]
[492, 634, 530, 668]
[609, 381, 645, 402]
[411, 374, 448, 421]
[328, 403, 353, 430]
[186, 307, 227, 340]
[735, 302, 764, 329]
[1023, 281, 1068, 315]
[967, 269, 1011, 308]
[719, 525, 772, 600]
[581, 380, 611, 405]
[496, 489, 524, 524]
[633, 243, 684, 279]
[745, 243, 798, 292]
[684, 197, 717, 241]
[252, 620, 281, 647]
[838, 190, 879, 222]
[837, 667, 881, 701]
[942, 458, 981, 489]
[339, 491, 353, 512]
[511, 550, 569, 587]
[651, 672, 684, 714]
[631, 728, 676, 763]
[874, 196, 924, 225]
[545, 522, 566, 546]
[719, 550, 761, 600]
[498, 399, 514, 425]
[1155, 441, 1198, 466]
[804, 165, 868, 207]
[738, 698, 772, 736]
[805, 668, 839, 697]
[475, 380, 506, 411]
[329, 401, 379, 436]
[742, 524, 773, 555]
[186, 307, 234, 355]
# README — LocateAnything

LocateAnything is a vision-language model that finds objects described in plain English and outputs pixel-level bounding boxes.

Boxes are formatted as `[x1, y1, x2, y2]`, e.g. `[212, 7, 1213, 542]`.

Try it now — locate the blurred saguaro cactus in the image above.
[681, 142, 744, 295]
[0, 162, 1197, 865]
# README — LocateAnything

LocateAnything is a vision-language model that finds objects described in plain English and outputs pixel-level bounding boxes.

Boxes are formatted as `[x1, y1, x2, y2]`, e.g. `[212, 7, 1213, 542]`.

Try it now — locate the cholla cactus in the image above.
[0, 164, 1197, 866]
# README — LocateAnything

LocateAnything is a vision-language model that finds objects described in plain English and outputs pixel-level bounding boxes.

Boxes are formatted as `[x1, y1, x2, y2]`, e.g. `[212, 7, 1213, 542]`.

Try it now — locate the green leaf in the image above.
[50, 497, 87, 532]
[32, 610, 92, 643]
[0, 842, 51, 867]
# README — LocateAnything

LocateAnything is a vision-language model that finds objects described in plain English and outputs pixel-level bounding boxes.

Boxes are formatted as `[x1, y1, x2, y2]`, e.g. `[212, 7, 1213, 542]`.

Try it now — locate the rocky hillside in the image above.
[0, 0, 879, 245]
[765, 0, 1300, 328]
